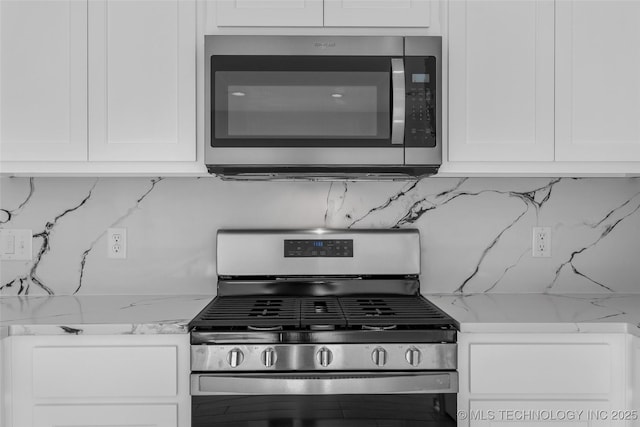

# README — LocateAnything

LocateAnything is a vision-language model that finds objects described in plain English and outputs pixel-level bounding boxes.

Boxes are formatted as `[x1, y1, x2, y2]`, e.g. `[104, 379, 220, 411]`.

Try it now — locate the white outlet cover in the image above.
[532, 226, 552, 258]
[107, 228, 127, 259]
[0, 229, 33, 261]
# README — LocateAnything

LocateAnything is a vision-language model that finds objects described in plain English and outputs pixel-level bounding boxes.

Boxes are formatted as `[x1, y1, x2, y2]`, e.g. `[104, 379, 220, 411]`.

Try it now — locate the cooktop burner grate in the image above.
[192, 296, 300, 327]
[340, 296, 451, 326]
[190, 295, 454, 330]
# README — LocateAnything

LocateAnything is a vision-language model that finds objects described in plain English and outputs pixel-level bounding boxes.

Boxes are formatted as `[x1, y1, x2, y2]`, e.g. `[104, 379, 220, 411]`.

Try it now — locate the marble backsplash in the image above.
[1, 177, 639, 296]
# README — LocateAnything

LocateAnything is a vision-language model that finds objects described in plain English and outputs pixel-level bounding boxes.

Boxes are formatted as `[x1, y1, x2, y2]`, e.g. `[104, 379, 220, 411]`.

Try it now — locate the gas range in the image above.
[189, 229, 458, 426]
[191, 294, 456, 372]
[189, 229, 457, 375]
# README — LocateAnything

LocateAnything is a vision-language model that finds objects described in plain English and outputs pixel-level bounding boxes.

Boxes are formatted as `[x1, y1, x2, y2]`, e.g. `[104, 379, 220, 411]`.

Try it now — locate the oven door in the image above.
[191, 372, 457, 427]
[205, 40, 407, 167]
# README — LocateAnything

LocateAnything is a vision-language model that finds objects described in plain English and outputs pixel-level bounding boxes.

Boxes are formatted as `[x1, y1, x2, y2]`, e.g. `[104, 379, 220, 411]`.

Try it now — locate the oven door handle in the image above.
[391, 58, 406, 146]
[191, 372, 457, 395]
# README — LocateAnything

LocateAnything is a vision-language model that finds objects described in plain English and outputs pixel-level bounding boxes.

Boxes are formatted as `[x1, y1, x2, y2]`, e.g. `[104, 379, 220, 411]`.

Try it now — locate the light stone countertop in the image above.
[0, 295, 213, 335]
[1, 293, 639, 337]
[427, 293, 640, 337]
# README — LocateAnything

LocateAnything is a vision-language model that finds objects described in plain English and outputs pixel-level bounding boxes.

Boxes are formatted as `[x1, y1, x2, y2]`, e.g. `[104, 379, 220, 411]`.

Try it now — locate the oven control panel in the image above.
[284, 239, 353, 258]
[191, 343, 457, 372]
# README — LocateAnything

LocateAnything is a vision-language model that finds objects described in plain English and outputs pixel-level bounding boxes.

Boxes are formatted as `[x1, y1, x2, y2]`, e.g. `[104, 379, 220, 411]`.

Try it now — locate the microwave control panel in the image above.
[405, 57, 437, 148]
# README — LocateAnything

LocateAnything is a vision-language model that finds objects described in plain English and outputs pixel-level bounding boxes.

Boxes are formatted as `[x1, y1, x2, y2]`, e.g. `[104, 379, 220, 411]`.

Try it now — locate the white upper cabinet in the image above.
[448, 0, 555, 162]
[324, 0, 431, 27]
[88, 0, 196, 161]
[0, 0, 87, 161]
[213, 0, 431, 28]
[555, 0, 640, 161]
[216, 0, 324, 27]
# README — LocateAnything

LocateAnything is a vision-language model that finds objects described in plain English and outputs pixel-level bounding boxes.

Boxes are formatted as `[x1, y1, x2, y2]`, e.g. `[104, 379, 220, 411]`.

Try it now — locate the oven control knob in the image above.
[371, 347, 387, 367]
[227, 348, 244, 368]
[405, 347, 422, 367]
[261, 347, 277, 368]
[316, 347, 333, 367]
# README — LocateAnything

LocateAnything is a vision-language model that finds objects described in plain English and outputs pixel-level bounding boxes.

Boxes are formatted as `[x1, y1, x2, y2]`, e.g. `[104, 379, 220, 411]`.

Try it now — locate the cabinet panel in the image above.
[448, 0, 554, 161]
[324, 0, 431, 27]
[88, 0, 196, 161]
[10, 335, 191, 427]
[556, 0, 640, 161]
[33, 404, 177, 427]
[0, 0, 87, 161]
[469, 343, 610, 395]
[216, 0, 323, 27]
[32, 346, 178, 398]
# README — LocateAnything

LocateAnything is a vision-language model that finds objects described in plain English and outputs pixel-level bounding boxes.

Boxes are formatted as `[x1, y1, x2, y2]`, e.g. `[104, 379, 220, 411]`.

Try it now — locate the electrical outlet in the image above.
[532, 227, 551, 258]
[107, 228, 127, 259]
[0, 229, 32, 260]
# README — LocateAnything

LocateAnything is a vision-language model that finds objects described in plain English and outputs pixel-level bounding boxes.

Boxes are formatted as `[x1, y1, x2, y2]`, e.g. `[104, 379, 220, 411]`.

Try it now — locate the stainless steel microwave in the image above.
[205, 36, 441, 180]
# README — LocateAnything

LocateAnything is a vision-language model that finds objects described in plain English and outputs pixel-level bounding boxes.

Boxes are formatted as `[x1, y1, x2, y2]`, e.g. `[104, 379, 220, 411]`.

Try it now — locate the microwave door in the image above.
[208, 56, 404, 167]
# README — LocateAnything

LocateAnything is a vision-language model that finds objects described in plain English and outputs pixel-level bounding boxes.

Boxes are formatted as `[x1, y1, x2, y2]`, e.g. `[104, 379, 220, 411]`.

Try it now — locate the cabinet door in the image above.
[88, 0, 196, 161]
[0, 0, 87, 161]
[448, 0, 554, 162]
[10, 335, 191, 427]
[324, 0, 430, 27]
[458, 333, 628, 427]
[216, 0, 323, 27]
[33, 404, 177, 427]
[556, 0, 640, 161]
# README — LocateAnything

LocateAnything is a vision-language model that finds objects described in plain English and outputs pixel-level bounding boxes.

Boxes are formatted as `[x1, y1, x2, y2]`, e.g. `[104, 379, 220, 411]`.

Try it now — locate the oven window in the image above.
[211, 56, 392, 147]
[193, 394, 457, 427]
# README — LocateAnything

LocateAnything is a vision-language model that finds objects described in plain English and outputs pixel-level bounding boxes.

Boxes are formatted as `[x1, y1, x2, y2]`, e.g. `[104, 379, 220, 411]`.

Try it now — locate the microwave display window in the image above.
[412, 73, 430, 83]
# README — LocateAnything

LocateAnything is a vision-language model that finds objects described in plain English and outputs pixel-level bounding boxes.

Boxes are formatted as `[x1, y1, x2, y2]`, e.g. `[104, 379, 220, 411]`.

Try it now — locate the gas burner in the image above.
[247, 325, 283, 331]
[361, 324, 398, 331]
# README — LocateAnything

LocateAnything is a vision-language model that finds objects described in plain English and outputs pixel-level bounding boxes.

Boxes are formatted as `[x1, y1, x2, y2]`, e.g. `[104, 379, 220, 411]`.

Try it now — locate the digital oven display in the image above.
[284, 240, 353, 258]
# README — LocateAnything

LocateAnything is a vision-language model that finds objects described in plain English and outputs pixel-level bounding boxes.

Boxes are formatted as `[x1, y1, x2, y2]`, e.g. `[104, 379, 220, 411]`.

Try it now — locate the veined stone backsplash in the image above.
[1, 177, 639, 296]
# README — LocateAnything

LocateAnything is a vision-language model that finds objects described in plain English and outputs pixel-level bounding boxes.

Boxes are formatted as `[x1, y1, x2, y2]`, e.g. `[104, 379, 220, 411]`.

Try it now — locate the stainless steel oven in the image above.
[204, 36, 442, 179]
[190, 229, 458, 426]
[191, 376, 457, 426]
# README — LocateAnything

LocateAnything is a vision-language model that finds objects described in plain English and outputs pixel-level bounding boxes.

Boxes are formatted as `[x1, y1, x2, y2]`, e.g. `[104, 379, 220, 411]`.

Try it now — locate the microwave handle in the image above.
[391, 58, 406, 145]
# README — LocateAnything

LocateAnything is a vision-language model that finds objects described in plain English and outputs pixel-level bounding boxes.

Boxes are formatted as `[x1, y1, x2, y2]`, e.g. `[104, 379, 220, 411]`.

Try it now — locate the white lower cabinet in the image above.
[459, 333, 628, 427]
[33, 404, 177, 427]
[7, 334, 190, 427]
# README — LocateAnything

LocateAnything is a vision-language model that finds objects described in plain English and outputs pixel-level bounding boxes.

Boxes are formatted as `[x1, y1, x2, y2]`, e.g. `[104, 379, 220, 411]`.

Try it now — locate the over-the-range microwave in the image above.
[205, 35, 441, 180]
